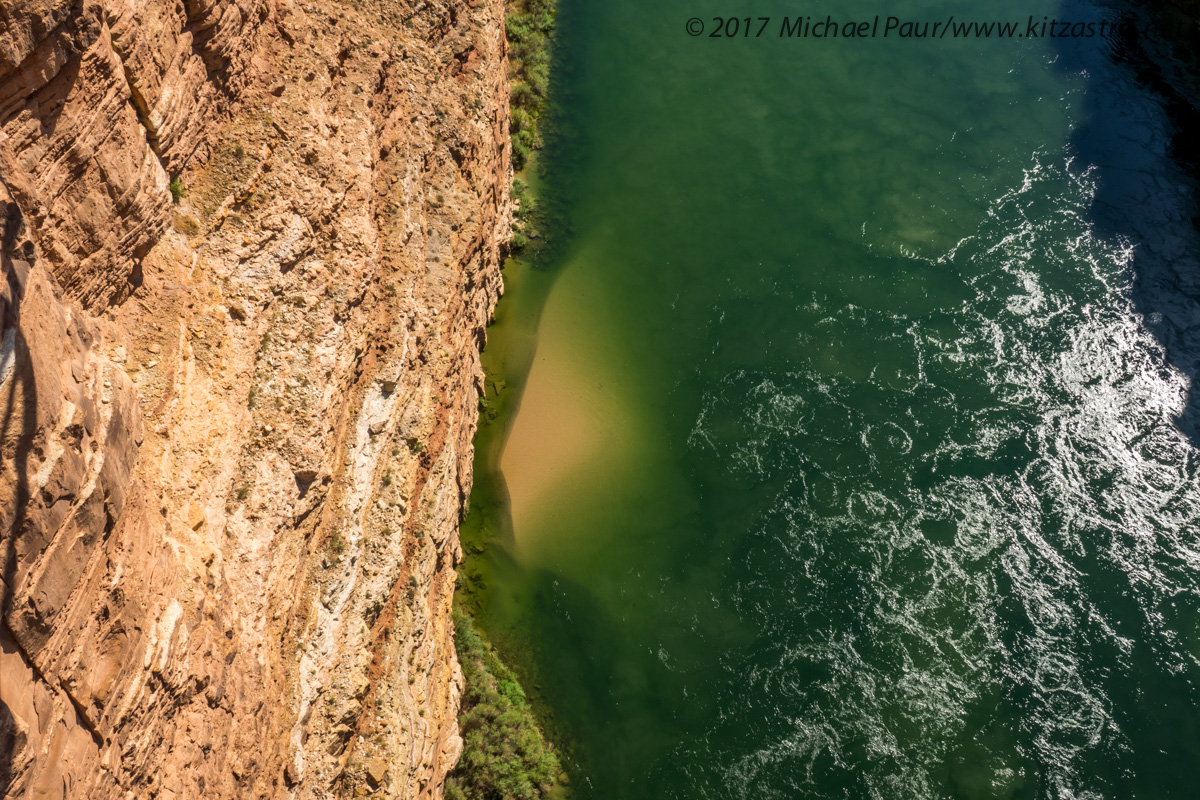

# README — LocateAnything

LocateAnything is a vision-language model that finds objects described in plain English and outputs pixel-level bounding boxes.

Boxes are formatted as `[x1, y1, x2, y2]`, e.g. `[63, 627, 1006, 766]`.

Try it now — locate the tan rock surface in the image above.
[0, 0, 511, 797]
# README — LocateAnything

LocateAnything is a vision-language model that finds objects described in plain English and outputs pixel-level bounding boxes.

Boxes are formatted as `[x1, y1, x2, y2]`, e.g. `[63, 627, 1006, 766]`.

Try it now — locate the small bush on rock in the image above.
[444, 609, 561, 800]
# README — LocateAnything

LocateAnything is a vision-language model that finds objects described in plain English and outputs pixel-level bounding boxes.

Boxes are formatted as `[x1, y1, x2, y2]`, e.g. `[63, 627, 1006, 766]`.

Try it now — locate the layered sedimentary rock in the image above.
[0, 0, 511, 796]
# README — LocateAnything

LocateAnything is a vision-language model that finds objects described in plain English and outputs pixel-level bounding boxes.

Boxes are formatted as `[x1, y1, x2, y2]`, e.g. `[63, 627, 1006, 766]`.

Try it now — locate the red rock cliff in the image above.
[0, 0, 511, 797]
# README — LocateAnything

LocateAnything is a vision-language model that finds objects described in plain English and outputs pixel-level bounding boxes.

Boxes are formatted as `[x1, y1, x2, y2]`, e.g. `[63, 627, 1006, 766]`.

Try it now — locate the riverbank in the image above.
[449, 224, 576, 797]
[447, 0, 573, 796]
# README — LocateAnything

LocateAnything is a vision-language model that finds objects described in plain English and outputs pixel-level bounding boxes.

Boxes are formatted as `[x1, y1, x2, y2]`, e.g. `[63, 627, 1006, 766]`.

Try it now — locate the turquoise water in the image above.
[461, 0, 1200, 797]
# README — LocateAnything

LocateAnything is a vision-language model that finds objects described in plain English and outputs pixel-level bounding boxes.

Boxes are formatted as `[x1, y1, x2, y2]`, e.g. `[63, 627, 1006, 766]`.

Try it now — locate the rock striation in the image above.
[0, 0, 511, 797]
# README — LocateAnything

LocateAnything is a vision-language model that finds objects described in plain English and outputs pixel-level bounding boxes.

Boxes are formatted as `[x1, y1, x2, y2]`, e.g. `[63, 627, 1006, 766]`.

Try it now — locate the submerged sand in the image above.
[499, 262, 633, 550]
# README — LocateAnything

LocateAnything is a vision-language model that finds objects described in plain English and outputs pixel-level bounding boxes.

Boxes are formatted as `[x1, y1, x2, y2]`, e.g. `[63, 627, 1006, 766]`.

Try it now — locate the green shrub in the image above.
[511, 138, 533, 173]
[513, 129, 536, 152]
[509, 177, 539, 251]
[512, 179, 537, 220]
[169, 177, 186, 203]
[525, 63, 550, 100]
[445, 609, 561, 800]
[510, 82, 535, 108]
[505, 0, 556, 172]
[511, 108, 533, 133]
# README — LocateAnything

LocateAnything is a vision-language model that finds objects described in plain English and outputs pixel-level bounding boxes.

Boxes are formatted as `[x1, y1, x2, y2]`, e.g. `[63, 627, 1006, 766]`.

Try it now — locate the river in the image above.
[460, 0, 1200, 797]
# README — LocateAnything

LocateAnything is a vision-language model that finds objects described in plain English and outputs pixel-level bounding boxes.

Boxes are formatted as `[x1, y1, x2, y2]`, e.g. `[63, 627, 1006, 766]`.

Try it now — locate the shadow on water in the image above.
[1054, 0, 1200, 445]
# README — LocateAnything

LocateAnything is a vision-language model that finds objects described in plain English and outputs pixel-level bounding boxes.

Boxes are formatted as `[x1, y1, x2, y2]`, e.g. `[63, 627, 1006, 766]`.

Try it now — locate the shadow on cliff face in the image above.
[0, 700, 16, 793]
[1053, 0, 1200, 445]
[0, 188, 38, 795]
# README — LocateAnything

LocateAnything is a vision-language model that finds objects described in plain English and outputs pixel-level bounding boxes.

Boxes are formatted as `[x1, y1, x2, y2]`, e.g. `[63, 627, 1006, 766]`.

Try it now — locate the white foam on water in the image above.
[680, 150, 1200, 799]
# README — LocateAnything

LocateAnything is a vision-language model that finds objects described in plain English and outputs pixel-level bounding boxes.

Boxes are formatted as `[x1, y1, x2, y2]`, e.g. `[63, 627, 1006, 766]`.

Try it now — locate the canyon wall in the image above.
[0, 0, 511, 797]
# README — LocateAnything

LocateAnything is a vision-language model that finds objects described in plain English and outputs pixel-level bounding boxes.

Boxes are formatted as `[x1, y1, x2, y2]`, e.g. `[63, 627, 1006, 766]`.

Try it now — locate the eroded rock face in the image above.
[0, 0, 511, 797]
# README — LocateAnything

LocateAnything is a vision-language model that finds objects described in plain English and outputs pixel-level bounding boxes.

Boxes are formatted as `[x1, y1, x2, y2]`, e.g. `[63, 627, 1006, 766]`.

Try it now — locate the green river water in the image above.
[459, 0, 1200, 797]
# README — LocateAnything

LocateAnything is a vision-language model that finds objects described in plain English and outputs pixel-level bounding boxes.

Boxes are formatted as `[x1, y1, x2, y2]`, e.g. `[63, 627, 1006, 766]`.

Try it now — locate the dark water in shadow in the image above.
[1056, 0, 1200, 448]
